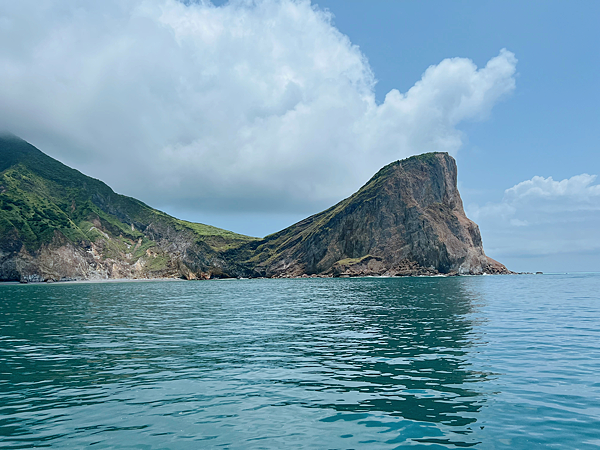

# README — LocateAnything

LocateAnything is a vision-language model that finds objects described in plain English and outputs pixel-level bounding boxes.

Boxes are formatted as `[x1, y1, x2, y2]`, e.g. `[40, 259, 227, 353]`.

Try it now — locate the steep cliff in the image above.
[236, 152, 509, 277]
[0, 135, 509, 281]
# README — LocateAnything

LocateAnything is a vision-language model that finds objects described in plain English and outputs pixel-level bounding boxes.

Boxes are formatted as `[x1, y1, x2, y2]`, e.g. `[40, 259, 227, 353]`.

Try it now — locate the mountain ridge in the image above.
[0, 135, 509, 282]
[0, 134, 256, 281]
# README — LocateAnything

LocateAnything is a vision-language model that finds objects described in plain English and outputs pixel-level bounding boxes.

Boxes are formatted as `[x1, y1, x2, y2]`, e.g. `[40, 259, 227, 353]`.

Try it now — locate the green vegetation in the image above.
[175, 219, 252, 239]
[334, 255, 374, 266]
[144, 253, 171, 272]
[0, 134, 257, 262]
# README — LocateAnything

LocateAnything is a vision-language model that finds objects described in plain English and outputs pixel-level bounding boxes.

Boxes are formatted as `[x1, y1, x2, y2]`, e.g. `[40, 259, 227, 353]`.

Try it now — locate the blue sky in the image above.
[0, 0, 598, 272]
[310, 0, 600, 272]
[315, 0, 598, 188]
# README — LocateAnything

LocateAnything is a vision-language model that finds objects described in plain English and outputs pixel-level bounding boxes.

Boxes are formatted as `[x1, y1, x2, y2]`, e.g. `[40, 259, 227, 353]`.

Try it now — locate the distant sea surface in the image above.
[1, 274, 599, 449]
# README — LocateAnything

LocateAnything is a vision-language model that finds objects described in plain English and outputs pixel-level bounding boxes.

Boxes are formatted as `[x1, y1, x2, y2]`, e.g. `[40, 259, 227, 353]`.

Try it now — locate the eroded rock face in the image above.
[0, 231, 228, 282]
[0, 222, 242, 282]
[245, 153, 511, 277]
[0, 134, 510, 281]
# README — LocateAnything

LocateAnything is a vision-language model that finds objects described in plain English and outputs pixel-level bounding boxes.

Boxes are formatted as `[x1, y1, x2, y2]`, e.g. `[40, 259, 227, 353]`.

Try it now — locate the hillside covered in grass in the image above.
[0, 134, 256, 281]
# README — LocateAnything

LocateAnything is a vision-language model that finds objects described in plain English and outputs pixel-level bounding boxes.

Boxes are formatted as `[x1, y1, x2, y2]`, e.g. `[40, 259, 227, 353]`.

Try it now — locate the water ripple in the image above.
[1, 274, 599, 448]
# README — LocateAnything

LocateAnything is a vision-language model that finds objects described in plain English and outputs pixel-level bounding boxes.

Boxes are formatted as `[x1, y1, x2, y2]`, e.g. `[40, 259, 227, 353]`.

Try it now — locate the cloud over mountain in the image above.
[0, 0, 517, 215]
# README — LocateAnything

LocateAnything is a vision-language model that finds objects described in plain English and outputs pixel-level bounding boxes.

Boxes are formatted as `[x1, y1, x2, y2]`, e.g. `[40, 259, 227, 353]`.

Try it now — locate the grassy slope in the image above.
[0, 135, 256, 264]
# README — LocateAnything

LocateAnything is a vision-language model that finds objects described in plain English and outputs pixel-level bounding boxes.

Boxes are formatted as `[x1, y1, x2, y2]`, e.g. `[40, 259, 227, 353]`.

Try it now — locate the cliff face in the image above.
[0, 135, 509, 282]
[240, 153, 509, 277]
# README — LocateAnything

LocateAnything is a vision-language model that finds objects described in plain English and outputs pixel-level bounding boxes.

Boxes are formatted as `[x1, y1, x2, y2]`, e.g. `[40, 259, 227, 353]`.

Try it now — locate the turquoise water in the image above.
[1, 274, 599, 449]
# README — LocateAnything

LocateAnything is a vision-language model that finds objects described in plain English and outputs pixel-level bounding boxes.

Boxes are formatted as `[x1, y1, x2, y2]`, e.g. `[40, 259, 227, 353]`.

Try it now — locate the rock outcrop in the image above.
[236, 152, 510, 277]
[0, 135, 510, 281]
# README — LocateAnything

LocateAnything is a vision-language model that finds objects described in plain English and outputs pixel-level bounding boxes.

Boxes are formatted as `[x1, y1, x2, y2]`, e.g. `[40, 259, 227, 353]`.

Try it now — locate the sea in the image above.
[1, 274, 599, 449]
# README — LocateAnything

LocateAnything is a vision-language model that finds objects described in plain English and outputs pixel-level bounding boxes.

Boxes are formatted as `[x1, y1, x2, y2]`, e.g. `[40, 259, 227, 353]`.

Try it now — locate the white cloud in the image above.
[468, 174, 600, 262]
[0, 0, 517, 215]
[472, 174, 600, 221]
[504, 174, 600, 210]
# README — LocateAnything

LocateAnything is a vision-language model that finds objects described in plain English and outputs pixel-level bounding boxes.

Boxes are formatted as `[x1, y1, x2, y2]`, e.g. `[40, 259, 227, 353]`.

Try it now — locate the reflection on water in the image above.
[291, 280, 487, 429]
[1, 275, 599, 448]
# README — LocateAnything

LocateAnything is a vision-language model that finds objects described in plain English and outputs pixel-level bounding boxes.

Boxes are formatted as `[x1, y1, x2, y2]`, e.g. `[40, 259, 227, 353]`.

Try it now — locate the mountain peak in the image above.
[241, 151, 509, 277]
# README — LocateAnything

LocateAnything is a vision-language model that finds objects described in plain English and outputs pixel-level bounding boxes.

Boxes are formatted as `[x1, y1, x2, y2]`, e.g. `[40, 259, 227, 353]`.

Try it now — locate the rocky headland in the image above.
[231, 152, 510, 278]
[0, 135, 510, 282]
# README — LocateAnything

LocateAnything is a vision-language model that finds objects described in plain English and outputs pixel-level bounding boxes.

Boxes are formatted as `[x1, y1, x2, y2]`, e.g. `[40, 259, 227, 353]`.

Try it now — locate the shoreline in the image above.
[0, 272, 546, 286]
[0, 277, 187, 286]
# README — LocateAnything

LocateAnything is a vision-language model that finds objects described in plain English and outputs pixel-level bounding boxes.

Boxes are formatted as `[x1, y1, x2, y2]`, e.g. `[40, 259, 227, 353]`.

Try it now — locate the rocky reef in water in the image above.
[0, 135, 510, 282]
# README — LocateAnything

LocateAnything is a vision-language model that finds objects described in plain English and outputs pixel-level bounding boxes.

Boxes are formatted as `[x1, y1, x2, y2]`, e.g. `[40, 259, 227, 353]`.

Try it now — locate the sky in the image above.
[0, 0, 598, 272]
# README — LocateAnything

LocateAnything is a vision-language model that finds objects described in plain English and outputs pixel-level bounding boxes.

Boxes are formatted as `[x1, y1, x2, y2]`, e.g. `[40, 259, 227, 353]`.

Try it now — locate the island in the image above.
[0, 134, 510, 282]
